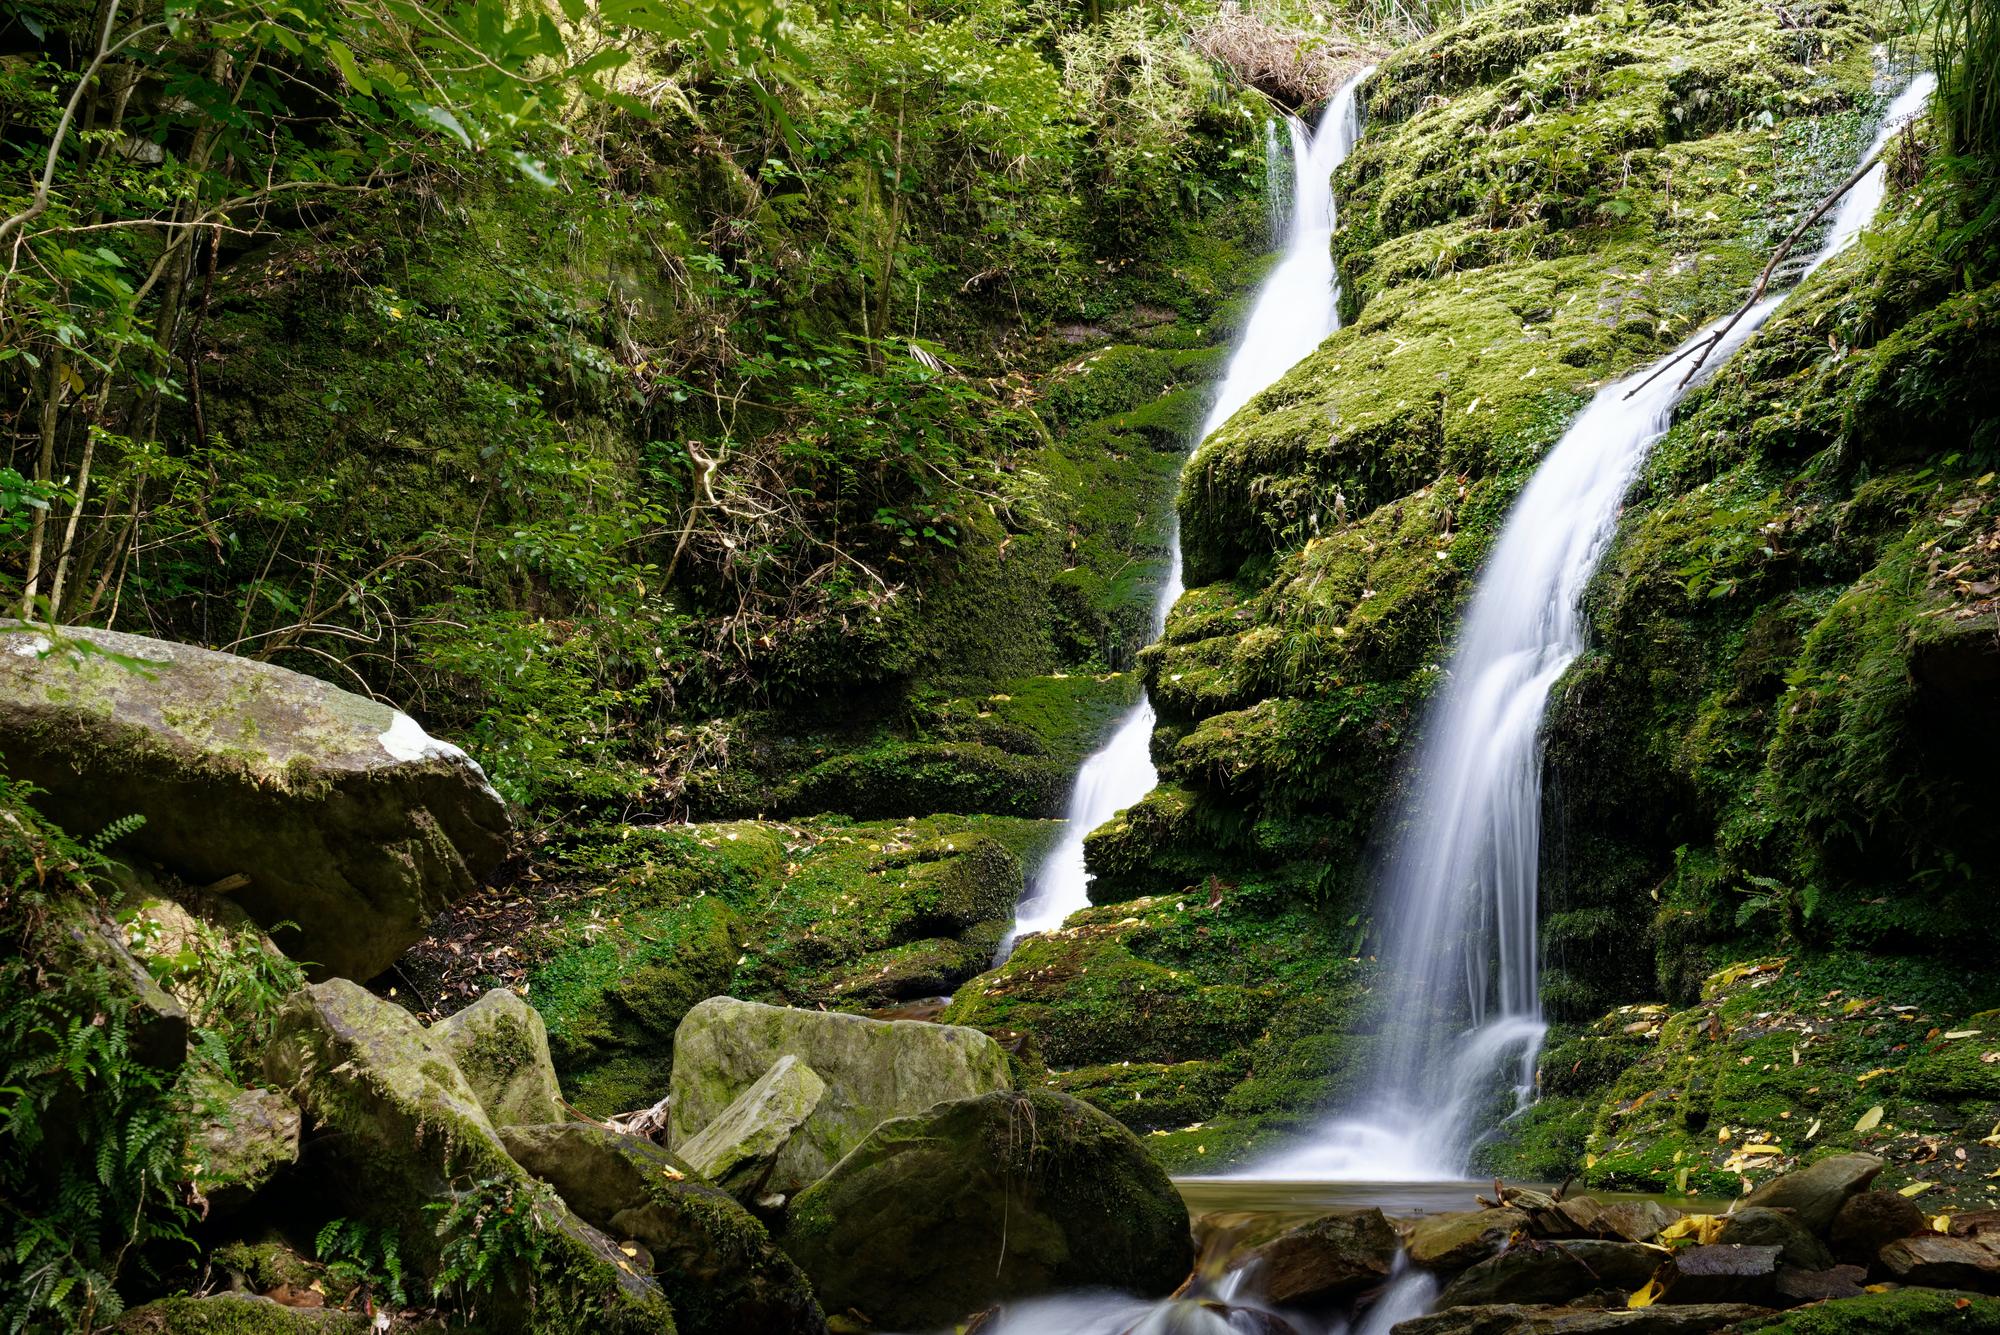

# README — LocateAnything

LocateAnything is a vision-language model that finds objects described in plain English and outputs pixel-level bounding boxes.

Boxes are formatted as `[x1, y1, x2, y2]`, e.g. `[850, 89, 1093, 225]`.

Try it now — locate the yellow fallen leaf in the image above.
[1738, 1144, 1784, 1155]
[1806, 1118, 1823, 1140]
[1934, 1215, 1954, 1232]
[1855, 1106, 1885, 1132]
[1628, 1277, 1662, 1309]
[1943, 1030, 1982, 1039]
[1660, 1214, 1727, 1245]
[1899, 1182, 1934, 1197]
[620, 1244, 638, 1257]
[1857, 1068, 1897, 1083]
[1865, 1283, 1895, 1294]
[1718, 1127, 1733, 1143]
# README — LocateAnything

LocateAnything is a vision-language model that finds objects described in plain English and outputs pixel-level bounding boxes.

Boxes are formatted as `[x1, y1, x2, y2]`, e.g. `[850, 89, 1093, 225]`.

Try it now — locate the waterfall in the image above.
[998, 71, 1376, 960]
[1249, 72, 1938, 1182]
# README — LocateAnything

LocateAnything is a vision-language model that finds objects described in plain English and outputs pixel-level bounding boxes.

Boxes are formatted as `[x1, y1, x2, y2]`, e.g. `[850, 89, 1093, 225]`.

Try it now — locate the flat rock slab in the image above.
[669, 996, 1011, 1195]
[1243, 1207, 1399, 1304]
[0, 624, 508, 980]
[1773, 1263, 1868, 1304]
[1439, 1242, 1605, 1309]
[1392, 1302, 1773, 1334]
[1878, 1234, 2000, 1292]
[1657, 1243, 1782, 1306]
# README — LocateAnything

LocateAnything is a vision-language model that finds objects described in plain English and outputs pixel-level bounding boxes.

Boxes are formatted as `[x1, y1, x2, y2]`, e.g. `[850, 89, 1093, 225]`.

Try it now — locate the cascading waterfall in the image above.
[998, 70, 1374, 959]
[1250, 70, 1940, 1184]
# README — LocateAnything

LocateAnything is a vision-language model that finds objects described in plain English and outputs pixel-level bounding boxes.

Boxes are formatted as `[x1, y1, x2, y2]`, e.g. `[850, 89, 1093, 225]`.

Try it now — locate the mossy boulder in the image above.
[261, 979, 678, 1332]
[431, 988, 565, 1128]
[112, 1296, 371, 1334]
[500, 1122, 825, 1335]
[0, 625, 509, 980]
[185, 1076, 300, 1210]
[667, 998, 1012, 1195]
[781, 1090, 1193, 1330]
[675, 1055, 826, 1199]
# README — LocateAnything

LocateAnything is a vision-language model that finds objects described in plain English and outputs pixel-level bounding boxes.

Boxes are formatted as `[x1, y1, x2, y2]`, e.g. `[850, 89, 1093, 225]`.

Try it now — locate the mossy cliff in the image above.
[958, 0, 1999, 1173]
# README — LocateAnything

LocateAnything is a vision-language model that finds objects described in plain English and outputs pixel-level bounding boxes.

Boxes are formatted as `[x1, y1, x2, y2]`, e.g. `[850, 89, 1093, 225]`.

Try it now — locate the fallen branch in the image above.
[1622, 145, 1885, 401]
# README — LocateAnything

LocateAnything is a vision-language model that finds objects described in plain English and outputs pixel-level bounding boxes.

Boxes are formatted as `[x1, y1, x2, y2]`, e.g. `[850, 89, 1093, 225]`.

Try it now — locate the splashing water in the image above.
[998, 71, 1375, 959]
[1247, 72, 1939, 1183]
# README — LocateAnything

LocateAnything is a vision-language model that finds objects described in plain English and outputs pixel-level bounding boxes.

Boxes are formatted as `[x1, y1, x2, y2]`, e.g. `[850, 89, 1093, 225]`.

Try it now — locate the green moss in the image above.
[1735, 1287, 2000, 1333]
[112, 1296, 372, 1334]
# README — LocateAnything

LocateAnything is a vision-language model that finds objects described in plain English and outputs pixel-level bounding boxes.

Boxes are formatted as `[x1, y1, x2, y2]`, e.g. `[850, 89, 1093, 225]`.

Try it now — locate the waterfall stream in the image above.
[999, 71, 1375, 960]
[1248, 70, 1940, 1184]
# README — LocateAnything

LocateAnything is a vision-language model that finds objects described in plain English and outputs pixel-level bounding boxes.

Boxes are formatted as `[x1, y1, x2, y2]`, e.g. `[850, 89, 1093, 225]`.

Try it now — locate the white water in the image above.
[999, 72, 1375, 959]
[1248, 71, 1939, 1184]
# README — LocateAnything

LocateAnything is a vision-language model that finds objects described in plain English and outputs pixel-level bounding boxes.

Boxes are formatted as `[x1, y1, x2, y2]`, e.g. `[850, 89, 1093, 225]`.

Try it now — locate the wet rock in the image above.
[1410, 1209, 1531, 1271]
[500, 1121, 826, 1335]
[262, 980, 676, 1331]
[1830, 1189, 1931, 1266]
[1773, 1263, 1868, 1304]
[1561, 1239, 1669, 1292]
[0, 624, 509, 980]
[1655, 1243, 1783, 1305]
[1715, 1207, 1835, 1271]
[112, 1295, 369, 1332]
[1877, 1234, 2000, 1292]
[1952, 1211, 2000, 1243]
[1739, 1154, 1884, 1233]
[783, 1090, 1192, 1331]
[1437, 1241, 1603, 1308]
[1555, 1198, 1681, 1244]
[1241, 1207, 1399, 1304]
[676, 1054, 826, 1198]
[428, 987, 564, 1128]
[1392, 1303, 1773, 1333]
[186, 1077, 299, 1210]
[668, 996, 1010, 1195]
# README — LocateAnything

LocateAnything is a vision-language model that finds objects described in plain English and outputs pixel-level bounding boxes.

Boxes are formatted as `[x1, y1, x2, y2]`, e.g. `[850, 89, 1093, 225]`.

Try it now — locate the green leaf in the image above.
[410, 102, 473, 149]
[326, 39, 373, 96]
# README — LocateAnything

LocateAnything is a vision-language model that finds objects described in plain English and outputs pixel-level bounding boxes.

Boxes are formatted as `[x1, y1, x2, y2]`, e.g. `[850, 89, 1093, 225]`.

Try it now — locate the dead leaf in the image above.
[1899, 1182, 1935, 1197]
[1856, 1106, 1885, 1133]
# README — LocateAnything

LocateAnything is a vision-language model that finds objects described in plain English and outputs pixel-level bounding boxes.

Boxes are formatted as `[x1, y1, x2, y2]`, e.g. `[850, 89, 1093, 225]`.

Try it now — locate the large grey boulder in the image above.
[262, 980, 675, 1331]
[0, 624, 508, 980]
[783, 1090, 1192, 1331]
[668, 996, 1011, 1194]
[1738, 1154, 1883, 1233]
[429, 988, 564, 1128]
[676, 1054, 826, 1198]
[501, 1122, 826, 1335]
[1240, 1208, 1399, 1304]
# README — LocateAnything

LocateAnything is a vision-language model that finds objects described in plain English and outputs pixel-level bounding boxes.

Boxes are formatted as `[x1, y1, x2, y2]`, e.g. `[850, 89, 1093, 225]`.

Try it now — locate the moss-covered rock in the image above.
[112, 1296, 371, 1334]
[185, 1076, 300, 1210]
[500, 1122, 825, 1335]
[781, 1090, 1193, 1330]
[0, 624, 509, 981]
[430, 988, 565, 1128]
[675, 1055, 826, 1199]
[1735, 1287, 2000, 1333]
[261, 980, 678, 1331]
[667, 997, 1013, 1195]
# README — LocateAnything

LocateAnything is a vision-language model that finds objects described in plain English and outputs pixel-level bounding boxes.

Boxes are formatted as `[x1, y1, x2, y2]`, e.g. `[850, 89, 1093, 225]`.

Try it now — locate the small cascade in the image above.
[1249, 71, 1939, 1183]
[998, 70, 1375, 959]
